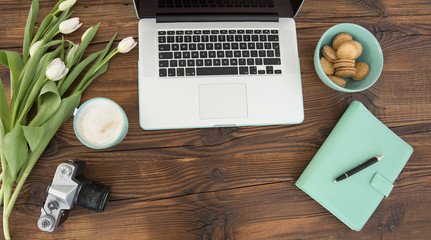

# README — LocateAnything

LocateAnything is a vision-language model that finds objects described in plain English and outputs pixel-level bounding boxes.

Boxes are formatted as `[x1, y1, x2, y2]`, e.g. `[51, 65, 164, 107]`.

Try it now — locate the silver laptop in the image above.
[133, 0, 305, 130]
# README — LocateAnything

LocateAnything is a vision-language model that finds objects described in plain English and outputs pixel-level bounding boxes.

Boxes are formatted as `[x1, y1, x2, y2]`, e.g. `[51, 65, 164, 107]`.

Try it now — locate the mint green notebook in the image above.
[295, 101, 413, 231]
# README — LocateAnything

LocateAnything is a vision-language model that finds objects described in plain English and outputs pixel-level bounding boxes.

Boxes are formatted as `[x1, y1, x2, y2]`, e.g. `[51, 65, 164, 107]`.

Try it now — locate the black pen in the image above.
[333, 155, 384, 183]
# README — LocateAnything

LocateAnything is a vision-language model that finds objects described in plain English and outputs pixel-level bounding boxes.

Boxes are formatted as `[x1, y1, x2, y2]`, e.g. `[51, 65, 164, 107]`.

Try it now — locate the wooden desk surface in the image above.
[1, 0, 431, 239]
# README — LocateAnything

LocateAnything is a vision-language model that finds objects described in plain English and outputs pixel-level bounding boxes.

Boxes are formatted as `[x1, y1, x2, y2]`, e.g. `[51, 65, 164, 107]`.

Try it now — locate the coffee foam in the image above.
[75, 99, 124, 147]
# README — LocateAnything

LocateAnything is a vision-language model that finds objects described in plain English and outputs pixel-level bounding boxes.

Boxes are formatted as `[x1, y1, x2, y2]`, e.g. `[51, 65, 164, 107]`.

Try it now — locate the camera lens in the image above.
[76, 181, 111, 212]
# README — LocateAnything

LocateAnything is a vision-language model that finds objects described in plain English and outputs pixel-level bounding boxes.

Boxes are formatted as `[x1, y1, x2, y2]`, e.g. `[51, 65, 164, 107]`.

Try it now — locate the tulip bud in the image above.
[81, 26, 93, 42]
[118, 37, 137, 53]
[66, 43, 79, 63]
[59, 17, 82, 34]
[46, 58, 69, 81]
[59, 0, 77, 11]
[29, 40, 43, 57]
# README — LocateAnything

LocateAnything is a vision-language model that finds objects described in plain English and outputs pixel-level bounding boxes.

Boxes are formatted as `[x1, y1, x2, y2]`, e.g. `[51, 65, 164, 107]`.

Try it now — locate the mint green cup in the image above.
[73, 98, 128, 149]
[314, 23, 384, 92]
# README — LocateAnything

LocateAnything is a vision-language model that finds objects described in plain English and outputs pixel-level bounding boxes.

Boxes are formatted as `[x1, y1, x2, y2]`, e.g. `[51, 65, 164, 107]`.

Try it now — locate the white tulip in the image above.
[46, 58, 69, 81]
[66, 43, 79, 62]
[59, 17, 82, 34]
[117, 37, 137, 53]
[29, 40, 43, 57]
[58, 0, 77, 11]
[81, 26, 93, 42]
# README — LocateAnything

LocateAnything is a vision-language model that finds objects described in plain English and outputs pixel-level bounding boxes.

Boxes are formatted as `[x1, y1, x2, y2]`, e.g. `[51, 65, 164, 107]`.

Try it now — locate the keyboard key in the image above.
[255, 58, 263, 65]
[159, 52, 173, 59]
[220, 30, 228, 34]
[211, 30, 219, 34]
[264, 58, 281, 65]
[248, 43, 256, 49]
[187, 60, 195, 66]
[242, 50, 250, 57]
[259, 50, 266, 57]
[191, 51, 199, 58]
[174, 52, 182, 59]
[167, 36, 175, 43]
[217, 51, 224, 58]
[200, 51, 208, 58]
[180, 44, 188, 50]
[185, 30, 193, 34]
[268, 35, 279, 41]
[260, 35, 267, 41]
[250, 66, 257, 74]
[215, 43, 222, 50]
[196, 67, 238, 76]
[231, 43, 239, 49]
[172, 44, 179, 51]
[210, 35, 218, 42]
[176, 30, 184, 35]
[229, 30, 236, 34]
[222, 59, 229, 65]
[263, 30, 270, 34]
[158, 36, 166, 43]
[252, 35, 259, 41]
[209, 51, 216, 58]
[168, 68, 176, 76]
[234, 51, 241, 57]
[275, 69, 282, 74]
[198, 43, 205, 50]
[265, 43, 272, 49]
[196, 59, 204, 66]
[193, 36, 201, 42]
[230, 59, 238, 65]
[227, 35, 234, 42]
[213, 59, 221, 66]
[251, 50, 258, 57]
[271, 30, 278, 34]
[223, 43, 230, 49]
[254, 30, 262, 34]
[176, 36, 183, 42]
[205, 59, 212, 66]
[246, 30, 253, 34]
[167, 31, 175, 35]
[247, 58, 254, 65]
[179, 60, 187, 67]
[183, 52, 191, 58]
[186, 68, 196, 76]
[267, 50, 275, 57]
[206, 43, 214, 50]
[177, 68, 185, 76]
[239, 59, 246, 65]
[189, 44, 197, 50]
[159, 68, 167, 77]
[239, 67, 249, 74]
[170, 60, 177, 67]
[158, 31, 166, 35]
[185, 36, 192, 42]
[225, 51, 233, 57]
[159, 60, 169, 68]
[258, 70, 265, 74]
[194, 30, 202, 34]
[243, 35, 251, 41]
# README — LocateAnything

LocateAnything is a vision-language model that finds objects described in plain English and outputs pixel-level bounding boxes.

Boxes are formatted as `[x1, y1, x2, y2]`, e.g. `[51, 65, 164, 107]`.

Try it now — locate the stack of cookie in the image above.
[320, 33, 370, 87]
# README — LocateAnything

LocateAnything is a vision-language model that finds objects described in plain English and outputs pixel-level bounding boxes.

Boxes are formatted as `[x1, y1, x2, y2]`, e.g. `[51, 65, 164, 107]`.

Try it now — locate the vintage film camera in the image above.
[38, 160, 111, 232]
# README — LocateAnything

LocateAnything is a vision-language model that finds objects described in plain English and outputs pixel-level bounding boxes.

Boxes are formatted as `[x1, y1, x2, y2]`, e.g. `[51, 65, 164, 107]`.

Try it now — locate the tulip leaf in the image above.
[59, 51, 102, 96]
[0, 78, 10, 135]
[0, 51, 24, 97]
[31, 14, 54, 45]
[22, 126, 46, 151]
[23, 0, 39, 63]
[28, 81, 61, 127]
[1, 125, 29, 177]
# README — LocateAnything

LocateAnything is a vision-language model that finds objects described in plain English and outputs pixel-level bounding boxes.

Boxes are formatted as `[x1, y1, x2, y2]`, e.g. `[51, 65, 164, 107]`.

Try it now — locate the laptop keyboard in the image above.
[158, 29, 282, 77]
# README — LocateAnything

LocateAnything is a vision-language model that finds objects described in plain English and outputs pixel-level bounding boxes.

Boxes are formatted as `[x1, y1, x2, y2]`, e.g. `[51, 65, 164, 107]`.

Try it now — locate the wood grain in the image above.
[1, 0, 431, 239]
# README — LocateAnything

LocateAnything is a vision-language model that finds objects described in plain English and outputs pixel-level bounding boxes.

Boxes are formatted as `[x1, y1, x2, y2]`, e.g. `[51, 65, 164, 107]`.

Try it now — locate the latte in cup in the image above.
[74, 98, 128, 149]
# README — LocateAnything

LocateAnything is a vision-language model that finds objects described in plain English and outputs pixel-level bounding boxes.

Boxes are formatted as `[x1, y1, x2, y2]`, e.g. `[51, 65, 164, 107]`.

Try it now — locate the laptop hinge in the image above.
[156, 14, 279, 23]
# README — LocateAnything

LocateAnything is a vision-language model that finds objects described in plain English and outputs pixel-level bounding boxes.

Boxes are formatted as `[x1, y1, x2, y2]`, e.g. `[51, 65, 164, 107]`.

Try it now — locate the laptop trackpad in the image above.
[199, 84, 248, 119]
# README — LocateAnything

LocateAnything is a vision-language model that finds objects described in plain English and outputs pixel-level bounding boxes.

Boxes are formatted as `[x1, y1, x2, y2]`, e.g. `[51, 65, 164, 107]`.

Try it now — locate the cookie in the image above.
[332, 33, 353, 50]
[333, 59, 355, 69]
[320, 57, 334, 75]
[328, 75, 346, 87]
[322, 45, 338, 62]
[353, 62, 369, 80]
[352, 41, 363, 59]
[336, 41, 359, 60]
[335, 67, 356, 78]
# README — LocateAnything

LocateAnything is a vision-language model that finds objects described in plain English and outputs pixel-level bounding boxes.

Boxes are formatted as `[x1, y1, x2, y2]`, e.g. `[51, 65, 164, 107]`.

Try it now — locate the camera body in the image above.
[38, 160, 110, 232]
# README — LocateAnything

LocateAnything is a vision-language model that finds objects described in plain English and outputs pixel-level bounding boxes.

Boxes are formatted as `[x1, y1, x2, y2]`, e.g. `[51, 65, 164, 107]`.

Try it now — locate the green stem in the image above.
[53, 9, 60, 15]
[4, 173, 28, 219]
[3, 216, 10, 240]
[0, 172, 3, 182]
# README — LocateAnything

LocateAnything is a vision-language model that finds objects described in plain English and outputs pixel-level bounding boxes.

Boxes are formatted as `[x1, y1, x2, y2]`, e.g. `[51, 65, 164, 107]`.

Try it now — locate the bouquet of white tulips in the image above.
[0, 0, 136, 238]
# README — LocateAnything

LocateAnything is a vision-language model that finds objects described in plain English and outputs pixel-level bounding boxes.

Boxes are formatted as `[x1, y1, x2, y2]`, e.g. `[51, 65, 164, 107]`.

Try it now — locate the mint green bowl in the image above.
[314, 23, 384, 92]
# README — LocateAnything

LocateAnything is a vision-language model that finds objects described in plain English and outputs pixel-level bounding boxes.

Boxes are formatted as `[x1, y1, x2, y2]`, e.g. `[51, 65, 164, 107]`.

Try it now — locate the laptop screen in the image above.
[134, 0, 304, 19]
